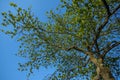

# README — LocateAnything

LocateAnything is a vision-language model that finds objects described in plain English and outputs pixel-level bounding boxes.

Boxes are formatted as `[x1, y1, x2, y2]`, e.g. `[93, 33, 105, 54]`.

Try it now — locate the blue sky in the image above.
[0, 0, 59, 80]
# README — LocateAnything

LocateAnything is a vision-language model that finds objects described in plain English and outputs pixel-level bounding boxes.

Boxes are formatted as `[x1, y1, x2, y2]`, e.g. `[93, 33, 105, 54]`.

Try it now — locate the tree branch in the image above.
[102, 41, 120, 58]
[101, 0, 111, 16]
[66, 46, 86, 53]
[93, 4, 120, 52]
[97, 4, 120, 37]
[48, 70, 58, 80]
[111, 4, 120, 15]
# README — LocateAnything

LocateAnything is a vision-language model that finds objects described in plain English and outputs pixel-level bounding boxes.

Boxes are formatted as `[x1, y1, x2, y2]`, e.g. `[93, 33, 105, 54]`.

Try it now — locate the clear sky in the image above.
[0, 0, 59, 80]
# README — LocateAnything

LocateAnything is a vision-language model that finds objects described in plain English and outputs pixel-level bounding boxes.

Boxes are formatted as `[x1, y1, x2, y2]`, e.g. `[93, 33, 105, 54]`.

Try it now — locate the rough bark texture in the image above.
[100, 66, 114, 80]
[90, 55, 115, 80]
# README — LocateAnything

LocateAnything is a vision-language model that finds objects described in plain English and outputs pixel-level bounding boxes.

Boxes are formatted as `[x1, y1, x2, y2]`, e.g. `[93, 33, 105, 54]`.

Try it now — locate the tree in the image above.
[1, 0, 120, 80]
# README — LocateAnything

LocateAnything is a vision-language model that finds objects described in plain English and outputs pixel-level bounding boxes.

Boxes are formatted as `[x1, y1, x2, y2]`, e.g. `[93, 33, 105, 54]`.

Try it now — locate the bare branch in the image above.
[66, 46, 86, 53]
[92, 4, 120, 52]
[102, 41, 120, 57]
[83, 58, 90, 67]
[98, 4, 120, 36]
[101, 0, 111, 16]
[111, 4, 120, 15]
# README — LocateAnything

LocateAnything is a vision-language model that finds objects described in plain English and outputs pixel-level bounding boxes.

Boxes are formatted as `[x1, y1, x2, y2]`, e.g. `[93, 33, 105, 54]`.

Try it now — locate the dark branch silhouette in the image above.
[101, 0, 111, 16]
[92, 4, 120, 55]
[102, 41, 120, 58]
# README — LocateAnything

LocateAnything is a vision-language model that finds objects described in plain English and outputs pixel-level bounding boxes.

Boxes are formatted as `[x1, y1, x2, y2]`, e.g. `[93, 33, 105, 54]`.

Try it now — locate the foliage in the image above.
[1, 1, 120, 80]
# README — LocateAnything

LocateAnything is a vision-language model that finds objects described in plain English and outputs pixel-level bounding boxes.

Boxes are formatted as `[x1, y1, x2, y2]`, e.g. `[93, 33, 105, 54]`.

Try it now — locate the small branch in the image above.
[101, 0, 111, 16]
[111, 4, 120, 15]
[97, 4, 120, 37]
[48, 70, 58, 80]
[31, 25, 81, 39]
[66, 46, 96, 61]
[92, 14, 109, 53]
[95, 39, 100, 53]
[102, 41, 120, 58]
[66, 46, 85, 53]
[83, 58, 90, 67]
[92, 4, 120, 52]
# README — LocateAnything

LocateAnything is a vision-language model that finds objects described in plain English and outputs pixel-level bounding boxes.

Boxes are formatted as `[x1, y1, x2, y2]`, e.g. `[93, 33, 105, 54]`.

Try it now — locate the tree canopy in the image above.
[1, 0, 120, 80]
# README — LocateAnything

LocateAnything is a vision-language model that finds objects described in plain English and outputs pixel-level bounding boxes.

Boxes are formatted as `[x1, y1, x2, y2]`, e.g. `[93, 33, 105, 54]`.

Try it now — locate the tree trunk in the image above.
[93, 65, 114, 80]
[99, 66, 114, 80]
[90, 56, 115, 80]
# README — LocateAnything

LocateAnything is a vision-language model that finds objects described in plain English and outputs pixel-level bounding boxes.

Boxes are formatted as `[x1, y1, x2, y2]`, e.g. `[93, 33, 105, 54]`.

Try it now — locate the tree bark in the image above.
[90, 56, 115, 80]
[100, 66, 114, 80]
